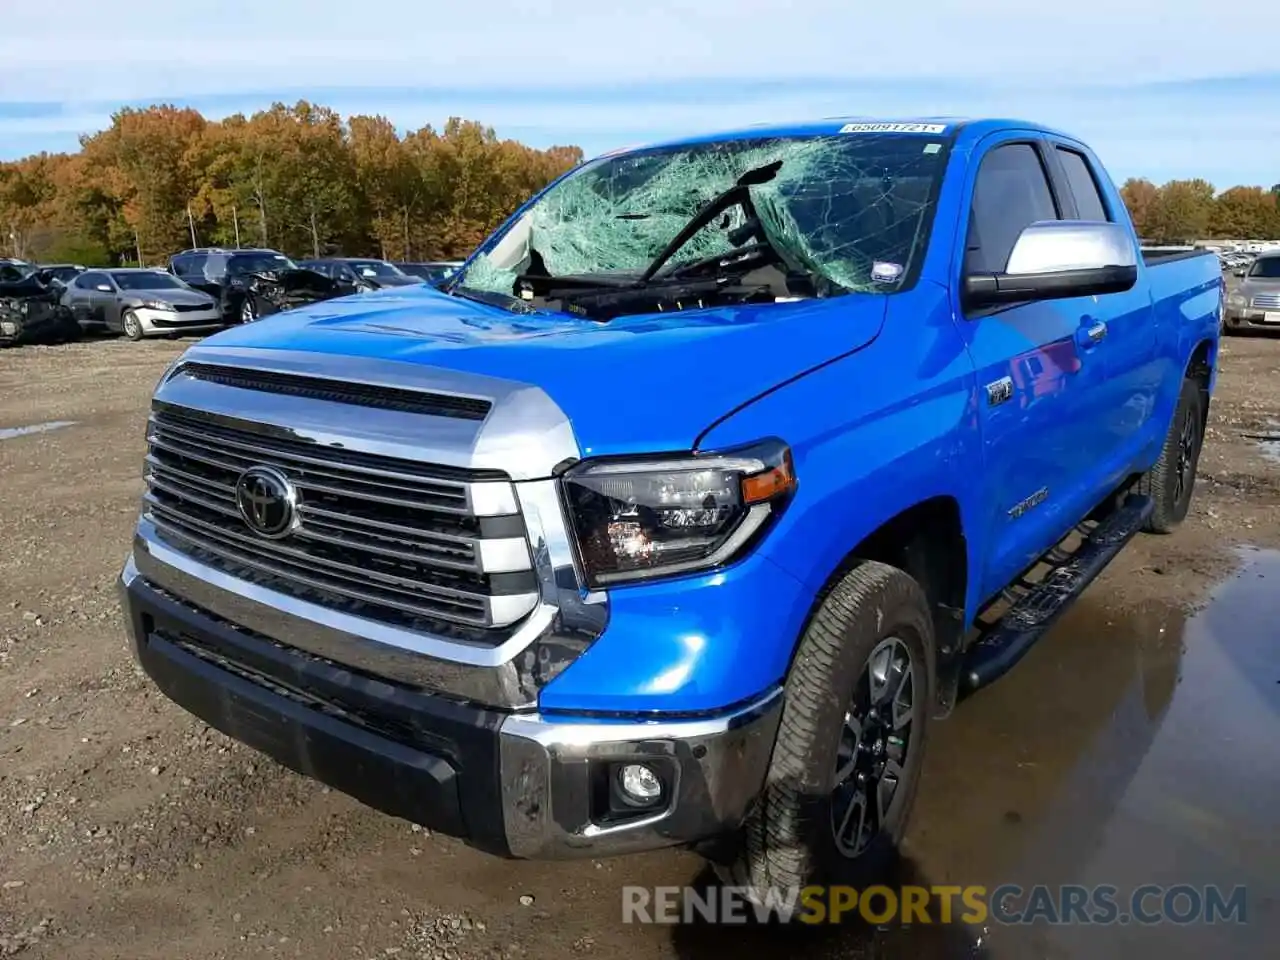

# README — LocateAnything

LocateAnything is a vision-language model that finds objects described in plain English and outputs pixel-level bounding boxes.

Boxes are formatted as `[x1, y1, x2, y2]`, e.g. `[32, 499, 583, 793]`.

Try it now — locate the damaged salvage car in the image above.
[167, 247, 344, 324]
[0, 260, 80, 346]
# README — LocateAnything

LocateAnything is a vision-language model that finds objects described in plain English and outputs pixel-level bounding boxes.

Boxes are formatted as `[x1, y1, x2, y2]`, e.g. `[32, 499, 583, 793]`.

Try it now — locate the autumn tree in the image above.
[1119, 178, 1160, 237]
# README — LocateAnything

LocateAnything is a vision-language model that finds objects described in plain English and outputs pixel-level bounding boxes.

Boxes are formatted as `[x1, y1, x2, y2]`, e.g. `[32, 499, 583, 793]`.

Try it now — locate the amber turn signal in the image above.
[742, 452, 796, 504]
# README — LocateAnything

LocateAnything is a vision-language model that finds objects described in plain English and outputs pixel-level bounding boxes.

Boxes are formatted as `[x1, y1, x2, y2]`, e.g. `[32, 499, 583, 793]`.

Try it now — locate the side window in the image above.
[965, 143, 1060, 275]
[170, 255, 191, 277]
[78, 271, 107, 289]
[1055, 148, 1110, 222]
[202, 254, 224, 280]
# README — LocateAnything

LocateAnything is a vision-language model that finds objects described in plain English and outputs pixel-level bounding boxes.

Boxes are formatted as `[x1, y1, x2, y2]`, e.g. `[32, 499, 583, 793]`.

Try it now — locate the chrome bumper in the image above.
[120, 555, 782, 859]
[498, 690, 782, 858]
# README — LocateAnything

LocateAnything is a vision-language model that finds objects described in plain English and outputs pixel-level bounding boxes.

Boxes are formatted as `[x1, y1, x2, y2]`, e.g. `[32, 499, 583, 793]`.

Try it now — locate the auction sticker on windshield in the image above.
[840, 122, 948, 134]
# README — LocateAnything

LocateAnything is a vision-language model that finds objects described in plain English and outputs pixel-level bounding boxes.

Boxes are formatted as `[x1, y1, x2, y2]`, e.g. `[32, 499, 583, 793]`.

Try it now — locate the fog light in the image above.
[617, 763, 663, 806]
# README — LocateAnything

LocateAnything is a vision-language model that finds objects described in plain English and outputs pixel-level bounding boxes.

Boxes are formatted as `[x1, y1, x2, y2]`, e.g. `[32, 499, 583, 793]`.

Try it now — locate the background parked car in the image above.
[61, 268, 223, 341]
[395, 261, 464, 284]
[298, 257, 423, 292]
[167, 247, 342, 323]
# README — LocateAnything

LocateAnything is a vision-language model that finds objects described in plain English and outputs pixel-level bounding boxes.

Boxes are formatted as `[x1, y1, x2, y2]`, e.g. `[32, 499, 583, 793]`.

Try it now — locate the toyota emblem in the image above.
[235, 465, 297, 539]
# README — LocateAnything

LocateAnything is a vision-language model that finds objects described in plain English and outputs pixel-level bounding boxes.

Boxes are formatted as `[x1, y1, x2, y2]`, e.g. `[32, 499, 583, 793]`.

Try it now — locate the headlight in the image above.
[141, 299, 174, 311]
[1228, 292, 1246, 307]
[561, 439, 796, 587]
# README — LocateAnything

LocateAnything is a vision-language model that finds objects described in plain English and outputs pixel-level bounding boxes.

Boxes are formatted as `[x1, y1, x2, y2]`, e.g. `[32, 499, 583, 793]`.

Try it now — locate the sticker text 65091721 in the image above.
[839, 122, 948, 135]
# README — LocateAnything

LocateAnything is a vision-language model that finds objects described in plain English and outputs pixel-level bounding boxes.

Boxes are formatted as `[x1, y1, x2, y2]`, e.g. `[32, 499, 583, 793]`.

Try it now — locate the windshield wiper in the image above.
[450, 285, 543, 315]
[636, 160, 783, 284]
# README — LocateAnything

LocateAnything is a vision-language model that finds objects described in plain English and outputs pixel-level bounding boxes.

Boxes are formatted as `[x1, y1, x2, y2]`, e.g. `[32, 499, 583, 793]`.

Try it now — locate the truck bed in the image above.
[1142, 247, 1215, 266]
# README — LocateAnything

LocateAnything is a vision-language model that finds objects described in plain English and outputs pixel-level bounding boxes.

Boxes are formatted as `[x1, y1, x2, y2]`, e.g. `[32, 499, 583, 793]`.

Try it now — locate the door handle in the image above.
[1077, 319, 1107, 348]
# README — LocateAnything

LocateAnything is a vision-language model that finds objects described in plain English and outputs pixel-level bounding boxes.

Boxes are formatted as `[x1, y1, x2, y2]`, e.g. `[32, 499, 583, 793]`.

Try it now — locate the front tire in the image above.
[1139, 377, 1205, 533]
[240, 296, 258, 323]
[719, 561, 935, 896]
[121, 309, 144, 341]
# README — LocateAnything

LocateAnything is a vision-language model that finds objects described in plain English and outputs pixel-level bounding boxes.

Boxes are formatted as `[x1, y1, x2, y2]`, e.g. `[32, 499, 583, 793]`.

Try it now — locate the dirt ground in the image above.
[1, 330, 1278, 960]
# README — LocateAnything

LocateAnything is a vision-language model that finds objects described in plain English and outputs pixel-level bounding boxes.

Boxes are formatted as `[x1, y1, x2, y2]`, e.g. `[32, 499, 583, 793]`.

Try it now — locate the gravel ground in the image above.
[1, 330, 1278, 960]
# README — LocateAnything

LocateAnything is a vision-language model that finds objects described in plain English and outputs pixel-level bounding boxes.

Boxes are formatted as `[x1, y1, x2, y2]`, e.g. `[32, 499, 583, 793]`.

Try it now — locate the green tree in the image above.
[1210, 186, 1280, 239]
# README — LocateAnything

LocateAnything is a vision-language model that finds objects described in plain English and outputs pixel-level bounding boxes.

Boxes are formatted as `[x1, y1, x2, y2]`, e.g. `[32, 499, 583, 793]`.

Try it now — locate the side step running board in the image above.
[959, 494, 1154, 697]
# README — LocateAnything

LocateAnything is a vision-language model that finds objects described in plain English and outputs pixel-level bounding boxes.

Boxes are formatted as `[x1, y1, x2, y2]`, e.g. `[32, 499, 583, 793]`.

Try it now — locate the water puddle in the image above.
[1246, 420, 1280, 464]
[637, 551, 1280, 960]
[902, 547, 1280, 958]
[0, 420, 77, 441]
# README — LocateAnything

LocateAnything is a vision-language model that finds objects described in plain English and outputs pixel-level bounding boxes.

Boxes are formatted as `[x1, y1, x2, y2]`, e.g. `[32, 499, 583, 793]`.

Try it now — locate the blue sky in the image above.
[1, 0, 1277, 188]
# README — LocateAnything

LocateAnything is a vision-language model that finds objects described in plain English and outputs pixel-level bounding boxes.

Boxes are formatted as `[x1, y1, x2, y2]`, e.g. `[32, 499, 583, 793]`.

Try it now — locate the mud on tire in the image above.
[718, 561, 935, 898]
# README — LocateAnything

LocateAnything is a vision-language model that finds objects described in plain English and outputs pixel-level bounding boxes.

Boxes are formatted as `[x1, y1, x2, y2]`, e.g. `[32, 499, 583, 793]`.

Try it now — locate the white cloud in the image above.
[1, 0, 1277, 184]
[1, 0, 1276, 101]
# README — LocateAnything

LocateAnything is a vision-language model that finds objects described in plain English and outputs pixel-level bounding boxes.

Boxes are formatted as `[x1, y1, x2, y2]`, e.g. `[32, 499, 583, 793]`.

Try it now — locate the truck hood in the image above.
[189, 285, 887, 456]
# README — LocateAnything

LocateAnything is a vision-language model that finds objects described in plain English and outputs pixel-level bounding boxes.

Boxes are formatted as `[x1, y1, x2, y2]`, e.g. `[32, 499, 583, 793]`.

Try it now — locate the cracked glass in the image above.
[456, 132, 952, 300]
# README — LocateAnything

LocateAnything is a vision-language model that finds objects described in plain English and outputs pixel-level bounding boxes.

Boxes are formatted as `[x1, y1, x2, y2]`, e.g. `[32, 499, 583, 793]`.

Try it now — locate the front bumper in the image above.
[119, 557, 782, 859]
[136, 306, 224, 334]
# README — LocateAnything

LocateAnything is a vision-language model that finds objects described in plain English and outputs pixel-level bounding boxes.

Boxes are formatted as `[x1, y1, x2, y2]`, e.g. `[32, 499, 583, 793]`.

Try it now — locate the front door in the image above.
[93, 276, 124, 330]
[68, 272, 104, 327]
[955, 138, 1118, 603]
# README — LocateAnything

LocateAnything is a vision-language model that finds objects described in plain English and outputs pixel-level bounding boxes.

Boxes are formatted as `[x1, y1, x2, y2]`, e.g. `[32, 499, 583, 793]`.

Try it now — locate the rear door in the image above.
[1047, 140, 1161, 485]
[955, 137, 1118, 602]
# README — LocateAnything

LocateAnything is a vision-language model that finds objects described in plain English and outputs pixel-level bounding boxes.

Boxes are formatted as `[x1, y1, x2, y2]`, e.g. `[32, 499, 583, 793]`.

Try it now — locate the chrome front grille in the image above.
[142, 405, 538, 639]
[1250, 293, 1280, 309]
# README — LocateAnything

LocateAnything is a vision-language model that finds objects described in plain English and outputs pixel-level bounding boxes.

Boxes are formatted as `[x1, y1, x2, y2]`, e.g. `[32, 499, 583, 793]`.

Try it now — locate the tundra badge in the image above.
[986, 376, 1014, 406]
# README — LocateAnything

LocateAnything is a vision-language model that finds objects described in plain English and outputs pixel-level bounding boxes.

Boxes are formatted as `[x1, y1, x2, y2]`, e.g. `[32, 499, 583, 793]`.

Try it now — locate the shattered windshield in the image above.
[453, 132, 951, 317]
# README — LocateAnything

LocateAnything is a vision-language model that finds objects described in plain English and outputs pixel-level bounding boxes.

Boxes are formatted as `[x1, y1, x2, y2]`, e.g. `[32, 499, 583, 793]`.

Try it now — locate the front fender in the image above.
[697, 284, 986, 619]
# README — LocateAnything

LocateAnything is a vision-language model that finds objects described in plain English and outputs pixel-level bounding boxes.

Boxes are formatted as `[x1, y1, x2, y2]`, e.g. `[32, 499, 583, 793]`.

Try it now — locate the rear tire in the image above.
[717, 561, 934, 897]
[122, 309, 144, 341]
[1138, 377, 1205, 533]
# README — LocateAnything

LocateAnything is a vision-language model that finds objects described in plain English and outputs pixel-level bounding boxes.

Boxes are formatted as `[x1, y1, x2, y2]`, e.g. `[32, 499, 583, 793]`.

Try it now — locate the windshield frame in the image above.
[446, 129, 958, 302]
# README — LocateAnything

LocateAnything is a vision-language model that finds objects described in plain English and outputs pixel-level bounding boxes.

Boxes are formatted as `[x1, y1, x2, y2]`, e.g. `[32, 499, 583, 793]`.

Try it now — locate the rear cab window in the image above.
[1054, 147, 1111, 222]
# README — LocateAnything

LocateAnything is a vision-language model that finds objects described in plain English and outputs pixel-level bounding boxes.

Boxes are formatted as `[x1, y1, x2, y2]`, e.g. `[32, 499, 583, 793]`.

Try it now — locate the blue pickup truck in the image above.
[119, 117, 1222, 894]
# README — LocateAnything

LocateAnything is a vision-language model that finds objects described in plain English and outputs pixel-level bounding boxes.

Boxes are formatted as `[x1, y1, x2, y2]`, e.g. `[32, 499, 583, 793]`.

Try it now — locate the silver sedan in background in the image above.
[62, 268, 224, 341]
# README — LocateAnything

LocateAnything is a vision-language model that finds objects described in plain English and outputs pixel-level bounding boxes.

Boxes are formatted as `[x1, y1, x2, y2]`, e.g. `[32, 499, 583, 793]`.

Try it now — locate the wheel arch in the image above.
[791, 495, 970, 677]
[1187, 337, 1215, 428]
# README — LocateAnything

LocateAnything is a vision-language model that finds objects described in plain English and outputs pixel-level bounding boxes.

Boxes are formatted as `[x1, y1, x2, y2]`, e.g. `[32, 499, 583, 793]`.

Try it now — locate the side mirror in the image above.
[963, 221, 1138, 309]
[96, 284, 114, 293]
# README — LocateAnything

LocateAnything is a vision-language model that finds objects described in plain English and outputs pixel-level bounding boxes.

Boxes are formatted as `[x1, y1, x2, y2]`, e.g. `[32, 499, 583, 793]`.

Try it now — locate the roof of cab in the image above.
[595, 116, 1078, 157]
